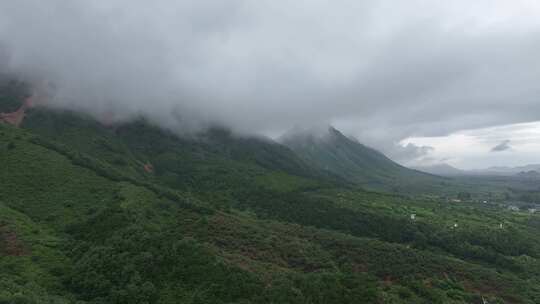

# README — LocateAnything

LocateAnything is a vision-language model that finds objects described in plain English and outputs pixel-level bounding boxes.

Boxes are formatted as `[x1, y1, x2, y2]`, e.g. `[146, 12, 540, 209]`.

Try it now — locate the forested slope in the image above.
[2, 83, 540, 303]
[281, 127, 452, 193]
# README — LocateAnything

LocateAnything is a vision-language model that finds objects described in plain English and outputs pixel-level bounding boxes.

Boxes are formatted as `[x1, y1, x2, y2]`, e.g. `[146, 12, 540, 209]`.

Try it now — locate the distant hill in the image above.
[476, 164, 540, 176]
[447, 164, 540, 176]
[411, 163, 467, 176]
[413, 162, 540, 177]
[515, 170, 540, 180]
[280, 126, 447, 193]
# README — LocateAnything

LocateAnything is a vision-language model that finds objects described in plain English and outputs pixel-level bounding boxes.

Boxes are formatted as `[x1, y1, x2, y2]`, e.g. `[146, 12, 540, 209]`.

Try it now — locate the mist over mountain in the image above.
[2, 1, 540, 167]
[471, 164, 540, 176]
[4, 1, 540, 303]
[412, 162, 540, 177]
[515, 170, 540, 180]
[4, 64, 540, 303]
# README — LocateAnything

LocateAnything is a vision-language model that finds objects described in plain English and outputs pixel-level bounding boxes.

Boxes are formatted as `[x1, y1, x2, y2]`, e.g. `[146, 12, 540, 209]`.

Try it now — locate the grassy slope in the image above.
[0, 98, 539, 302]
[281, 127, 466, 194]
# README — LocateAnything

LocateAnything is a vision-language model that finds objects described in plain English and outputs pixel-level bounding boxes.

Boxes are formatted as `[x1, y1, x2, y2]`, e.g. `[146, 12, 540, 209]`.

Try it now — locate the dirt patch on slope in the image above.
[0, 223, 28, 256]
[0, 94, 35, 127]
[143, 162, 154, 173]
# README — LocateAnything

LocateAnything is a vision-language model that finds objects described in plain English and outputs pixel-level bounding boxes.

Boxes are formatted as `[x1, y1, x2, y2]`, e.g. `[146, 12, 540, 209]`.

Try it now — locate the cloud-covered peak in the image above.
[2, 1, 540, 167]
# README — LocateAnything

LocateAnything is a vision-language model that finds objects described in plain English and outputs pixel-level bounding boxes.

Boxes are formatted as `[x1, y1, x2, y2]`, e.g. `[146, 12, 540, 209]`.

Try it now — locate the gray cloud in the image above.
[380, 143, 434, 165]
[1, 1, 540, 154]
[491, 140, 512, 152]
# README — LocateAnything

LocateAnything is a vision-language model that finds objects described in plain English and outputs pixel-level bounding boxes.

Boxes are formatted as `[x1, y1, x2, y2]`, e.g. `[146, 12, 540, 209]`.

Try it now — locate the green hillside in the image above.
[281, 126, 454, 193]
[2, 83, 540, 303]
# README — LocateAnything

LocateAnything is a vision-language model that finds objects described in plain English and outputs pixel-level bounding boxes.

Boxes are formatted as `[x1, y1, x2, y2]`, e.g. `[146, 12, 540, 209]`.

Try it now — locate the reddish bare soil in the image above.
[143, 162, 154, 173]
[0, 94, 35, 127]
[99, 111, 116, 127]
[0, 224, 28, 256]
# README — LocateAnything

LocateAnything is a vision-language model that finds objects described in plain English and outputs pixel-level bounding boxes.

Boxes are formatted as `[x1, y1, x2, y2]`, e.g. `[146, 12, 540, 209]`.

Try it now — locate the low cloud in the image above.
[1, 1, 540, 159]
[491, 140, 512, 152]
[402, 121, 540, 168]
[387, 143, 435, 165]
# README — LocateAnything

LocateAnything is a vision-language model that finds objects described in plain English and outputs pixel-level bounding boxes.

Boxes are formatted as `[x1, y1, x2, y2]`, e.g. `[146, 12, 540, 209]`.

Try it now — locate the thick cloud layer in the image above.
[1, 1, 540, 160]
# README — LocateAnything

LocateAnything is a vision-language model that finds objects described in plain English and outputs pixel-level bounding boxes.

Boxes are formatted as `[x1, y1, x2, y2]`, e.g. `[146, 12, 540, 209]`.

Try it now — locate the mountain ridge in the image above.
[414, 162, 540, 177]
[411, 163, 467, 176]
[280, 126, 447, 193]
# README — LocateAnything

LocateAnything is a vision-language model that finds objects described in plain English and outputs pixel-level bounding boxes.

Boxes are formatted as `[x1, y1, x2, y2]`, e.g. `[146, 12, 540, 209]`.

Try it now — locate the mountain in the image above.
[2, 81, 540, 303]
[280, 126, 448, 193]
[20, 108, 341, 199]
[413, 163, 540, 178]
[411, 163, 466, 176]
[428, 164, 540, 176]
[475, 164, 540, 176]
[515, 170, 540, 180]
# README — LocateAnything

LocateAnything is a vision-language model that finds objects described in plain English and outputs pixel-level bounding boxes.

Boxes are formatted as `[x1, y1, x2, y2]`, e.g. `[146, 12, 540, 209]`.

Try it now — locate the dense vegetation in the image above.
[2, 82, 540, 303]
[281, 127, 466, 195]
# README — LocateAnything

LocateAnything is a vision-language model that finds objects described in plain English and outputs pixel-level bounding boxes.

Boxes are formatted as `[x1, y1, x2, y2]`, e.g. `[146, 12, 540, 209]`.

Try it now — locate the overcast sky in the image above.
[1, 0, 540, 169]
